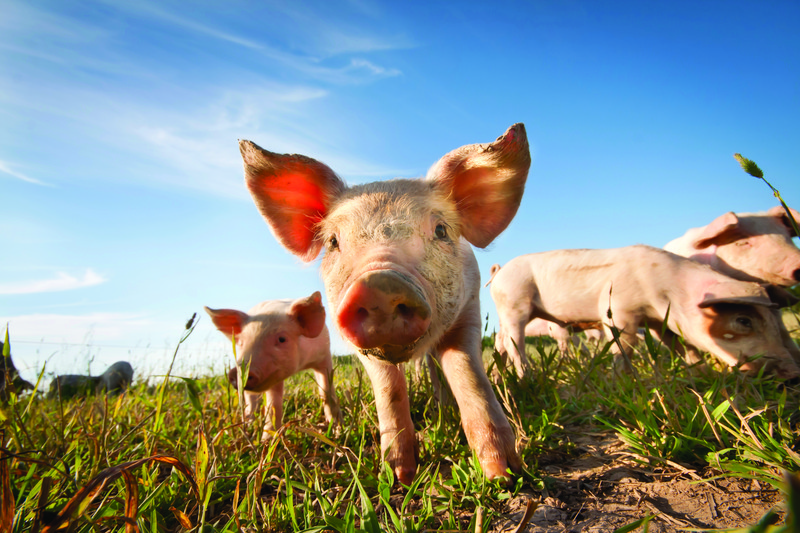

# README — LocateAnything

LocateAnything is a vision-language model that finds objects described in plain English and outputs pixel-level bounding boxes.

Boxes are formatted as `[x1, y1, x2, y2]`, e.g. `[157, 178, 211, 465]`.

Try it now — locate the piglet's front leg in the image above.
[358, 353, 419, 486]
[261, 381, 285, 439]
[438, 309, 520, 481]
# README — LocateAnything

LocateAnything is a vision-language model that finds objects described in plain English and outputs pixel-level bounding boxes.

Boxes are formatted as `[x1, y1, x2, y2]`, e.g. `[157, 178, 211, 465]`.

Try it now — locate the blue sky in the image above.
[2, 0, 799, 385]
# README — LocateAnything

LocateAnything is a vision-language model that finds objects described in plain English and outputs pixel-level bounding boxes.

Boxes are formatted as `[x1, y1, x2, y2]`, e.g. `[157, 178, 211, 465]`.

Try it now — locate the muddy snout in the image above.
[336, 270, 432, 363]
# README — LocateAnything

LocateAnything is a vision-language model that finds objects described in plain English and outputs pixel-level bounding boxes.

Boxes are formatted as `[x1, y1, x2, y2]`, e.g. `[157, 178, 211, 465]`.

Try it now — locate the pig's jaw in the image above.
[356, 335, 425, 364]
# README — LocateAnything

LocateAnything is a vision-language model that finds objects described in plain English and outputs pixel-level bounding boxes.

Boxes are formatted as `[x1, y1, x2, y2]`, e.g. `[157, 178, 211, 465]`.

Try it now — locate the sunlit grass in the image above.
[2, 312, 800, 532]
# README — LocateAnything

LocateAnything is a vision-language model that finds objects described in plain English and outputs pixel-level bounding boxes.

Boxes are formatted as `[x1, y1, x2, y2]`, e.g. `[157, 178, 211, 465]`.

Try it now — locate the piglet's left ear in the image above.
[767, 205, 800, 237]
[698, 281, 776, 309]
[762, 284, 800, 308]
[291, 291, 327, 338]
[427, 123, 531, 248]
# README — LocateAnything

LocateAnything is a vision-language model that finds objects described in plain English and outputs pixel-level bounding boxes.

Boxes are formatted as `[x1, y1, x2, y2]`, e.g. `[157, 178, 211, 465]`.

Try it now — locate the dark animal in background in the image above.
[48, 361, 134, 400]
[1, 340, 34, 402]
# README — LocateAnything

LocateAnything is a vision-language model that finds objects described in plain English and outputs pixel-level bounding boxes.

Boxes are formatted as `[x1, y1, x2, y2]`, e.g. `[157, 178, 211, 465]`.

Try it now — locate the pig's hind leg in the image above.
[311, 361, 342, 428]
[602, 314, 642, 373]
[495, 311, 531, 378]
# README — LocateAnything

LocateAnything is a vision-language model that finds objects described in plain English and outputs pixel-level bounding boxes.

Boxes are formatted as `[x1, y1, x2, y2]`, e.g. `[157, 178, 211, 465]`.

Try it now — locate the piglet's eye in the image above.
[434, 223, 448, 240]
[735, 317, 753, 329]
[327, 235, 339, 251]
[278, 336, 287, 343]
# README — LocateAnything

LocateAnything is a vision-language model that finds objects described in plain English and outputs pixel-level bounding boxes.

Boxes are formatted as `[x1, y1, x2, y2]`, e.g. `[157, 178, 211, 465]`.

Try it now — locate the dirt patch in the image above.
[491, 429, 785, 532]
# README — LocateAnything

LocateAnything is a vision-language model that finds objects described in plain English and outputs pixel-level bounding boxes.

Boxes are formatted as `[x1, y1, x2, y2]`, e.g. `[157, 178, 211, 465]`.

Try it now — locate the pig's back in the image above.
[504, 246, 688, 321]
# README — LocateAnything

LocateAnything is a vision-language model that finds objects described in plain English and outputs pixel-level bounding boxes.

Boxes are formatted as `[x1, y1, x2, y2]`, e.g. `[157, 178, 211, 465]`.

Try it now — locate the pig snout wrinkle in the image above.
[337, 270, 432, 359]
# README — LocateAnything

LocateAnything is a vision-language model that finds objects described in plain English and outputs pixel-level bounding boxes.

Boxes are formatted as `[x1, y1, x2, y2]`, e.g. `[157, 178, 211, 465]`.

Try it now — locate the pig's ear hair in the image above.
[240, 140, 346, 262]
[204, 306, 249, 339]
[427, 123, 531, 248]
[692, 212, 742, 249]
[291, 291, 327, 338]
[698, 281, 776, 309]
[766, 205, 800, 237]
[762, 284, 800, 308]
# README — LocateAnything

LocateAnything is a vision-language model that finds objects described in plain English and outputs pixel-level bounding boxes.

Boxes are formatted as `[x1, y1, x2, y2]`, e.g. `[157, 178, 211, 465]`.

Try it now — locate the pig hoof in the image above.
[481, 459, 515, 484]
[394, 464, 417, 486]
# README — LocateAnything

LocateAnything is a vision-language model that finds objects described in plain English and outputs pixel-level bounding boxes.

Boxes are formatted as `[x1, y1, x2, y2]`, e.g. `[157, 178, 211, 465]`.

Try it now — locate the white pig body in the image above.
[490, 245, 800, 378]
[205, 292, 341, 438]
[522, 208, 800, 359]
[241, 124, 531, 485]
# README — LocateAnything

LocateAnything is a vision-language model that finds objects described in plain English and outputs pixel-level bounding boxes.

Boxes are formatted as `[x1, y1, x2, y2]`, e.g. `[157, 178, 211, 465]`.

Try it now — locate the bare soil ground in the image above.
[490, 428, 784, 532]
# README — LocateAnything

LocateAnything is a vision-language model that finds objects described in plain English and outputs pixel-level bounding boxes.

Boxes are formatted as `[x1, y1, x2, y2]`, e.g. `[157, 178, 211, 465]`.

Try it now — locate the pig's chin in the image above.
[357, 336, 424, 365]
[241, 375, 281, 393]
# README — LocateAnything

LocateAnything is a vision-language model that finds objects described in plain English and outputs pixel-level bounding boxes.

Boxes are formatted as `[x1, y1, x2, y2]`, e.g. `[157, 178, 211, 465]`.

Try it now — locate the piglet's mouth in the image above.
[358, 336, 423, 365]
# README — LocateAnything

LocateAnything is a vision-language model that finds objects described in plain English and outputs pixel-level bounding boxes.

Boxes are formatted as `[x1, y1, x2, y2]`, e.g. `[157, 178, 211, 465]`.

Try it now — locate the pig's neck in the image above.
[296, 332, 332, 371]
[687, 245, 720, 269]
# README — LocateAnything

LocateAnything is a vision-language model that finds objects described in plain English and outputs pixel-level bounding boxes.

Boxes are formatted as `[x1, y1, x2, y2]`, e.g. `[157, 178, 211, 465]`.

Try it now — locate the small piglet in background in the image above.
[240, 124, 530, 485]
[48, 361, 134, 400]
[205, 292, 341, 438]
[488, 245, 800, 379]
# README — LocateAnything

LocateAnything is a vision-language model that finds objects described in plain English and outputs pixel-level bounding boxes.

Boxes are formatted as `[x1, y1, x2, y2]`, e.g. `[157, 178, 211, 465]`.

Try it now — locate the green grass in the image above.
[2, 314, 800, 532]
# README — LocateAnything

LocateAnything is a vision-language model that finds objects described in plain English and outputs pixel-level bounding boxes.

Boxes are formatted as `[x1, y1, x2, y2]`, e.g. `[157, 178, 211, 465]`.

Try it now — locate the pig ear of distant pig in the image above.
[692, 212, 741, 249]
[426, 123, 531, 248]
[240, 140, 347, 262]
[290, 291, 327, 338]
[762, 284, 800, 308]
[697, 281, 776, 309]
[204, 306, 249, 339]
[767, 205, 800, 237]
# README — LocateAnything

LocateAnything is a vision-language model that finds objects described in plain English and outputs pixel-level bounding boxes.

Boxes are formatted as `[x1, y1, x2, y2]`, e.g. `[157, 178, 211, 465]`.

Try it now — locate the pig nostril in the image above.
[793, 269, 800, 282]
[396, 303, 412, 318]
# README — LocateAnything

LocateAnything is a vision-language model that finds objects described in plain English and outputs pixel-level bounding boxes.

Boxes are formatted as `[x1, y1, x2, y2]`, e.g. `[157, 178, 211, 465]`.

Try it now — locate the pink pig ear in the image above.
[240, 140, 346, 262]
[692, 212, 741, 249]
[698, 281, 776, 309]
[762, 283, 800, 308]
[767, 205, 800, 237]
[204, 306, 249, 339]
[290, 291, 326, 338]
[426, 123, 531, 248]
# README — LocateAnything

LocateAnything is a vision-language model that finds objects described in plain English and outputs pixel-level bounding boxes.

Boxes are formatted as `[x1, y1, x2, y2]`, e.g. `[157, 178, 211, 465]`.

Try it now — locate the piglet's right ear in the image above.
[692, 212, 741, 249]
[240, 140, 346, 262]
[291, 291, 327, 338]
[204, 306, 249, 339]
[427, 123, 531, 249]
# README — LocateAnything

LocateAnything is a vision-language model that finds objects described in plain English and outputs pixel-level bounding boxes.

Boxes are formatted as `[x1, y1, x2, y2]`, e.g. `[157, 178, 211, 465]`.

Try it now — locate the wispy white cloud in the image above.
[0, 269, 106, 295]
[98, 0, 410, 84]
[0, 160, 49, 186]
[1, 312, 150, 342]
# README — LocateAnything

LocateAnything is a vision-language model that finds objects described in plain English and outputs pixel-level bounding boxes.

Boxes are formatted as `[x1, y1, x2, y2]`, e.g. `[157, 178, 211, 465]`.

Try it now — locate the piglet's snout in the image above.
[228, 367, 257, 390]
[337, 270, 432, 354]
